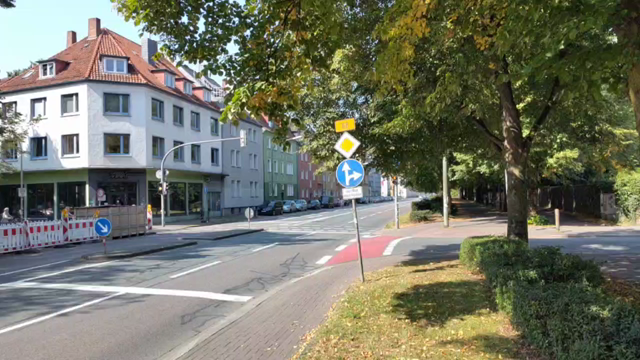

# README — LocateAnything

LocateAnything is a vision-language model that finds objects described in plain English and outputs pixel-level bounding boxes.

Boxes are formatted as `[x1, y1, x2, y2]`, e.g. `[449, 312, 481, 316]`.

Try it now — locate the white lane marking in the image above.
[169, 261, 222, 279]
[3, 282, 252, 302]
[0, 260, 71, 277]
[362, 234, 376, 238]
[335, 245, 348, 251]
[16, 261, 116, 283]
[295, 231, 317, 239]
[0, 292, 124, 335]
[383, 236, 413, 256]
[252, 242, 279, 252]
[349, 238, 357, 242]
[290, 266, 332, 284]
[316, 255, 333, 265]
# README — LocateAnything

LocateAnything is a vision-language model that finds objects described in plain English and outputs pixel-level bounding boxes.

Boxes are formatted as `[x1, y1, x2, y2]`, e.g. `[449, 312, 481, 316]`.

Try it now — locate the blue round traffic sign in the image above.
[95, 218, 112, 237]
[336, 159, 365, 188]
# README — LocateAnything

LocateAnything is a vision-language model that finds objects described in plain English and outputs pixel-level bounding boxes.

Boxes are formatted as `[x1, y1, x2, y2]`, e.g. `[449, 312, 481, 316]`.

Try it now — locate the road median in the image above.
[82, 241, 198, 261]
[180, 228, 264, 241]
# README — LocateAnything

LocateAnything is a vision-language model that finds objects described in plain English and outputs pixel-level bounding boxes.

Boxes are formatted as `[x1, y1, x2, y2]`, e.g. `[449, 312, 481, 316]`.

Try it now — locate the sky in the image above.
[0, 0, 225, 83]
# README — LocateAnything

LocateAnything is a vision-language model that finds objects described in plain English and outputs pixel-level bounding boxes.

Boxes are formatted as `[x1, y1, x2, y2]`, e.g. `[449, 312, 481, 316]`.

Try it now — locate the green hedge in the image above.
[460, 236, 639, 360]
[409, 210, 431, 223]
[411, 197, 458, 216]
[527, 214, 550, 225]
[615, 169, 640, 221]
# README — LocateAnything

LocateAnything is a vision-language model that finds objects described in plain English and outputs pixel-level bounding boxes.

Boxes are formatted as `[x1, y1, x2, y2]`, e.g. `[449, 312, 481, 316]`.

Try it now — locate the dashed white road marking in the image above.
[335, 245, 348, 251]
[0, 291, 124, 335]
[316, 255, 333, 265]
[349, 238, 357, 242]
[16, 261, 117, 283]
[169, 261, 222, 279]
[2, 282, 252, 302]
[0, 260, 71, 277]
[383, 236, 413, 256]
[252, 242, 279, 252]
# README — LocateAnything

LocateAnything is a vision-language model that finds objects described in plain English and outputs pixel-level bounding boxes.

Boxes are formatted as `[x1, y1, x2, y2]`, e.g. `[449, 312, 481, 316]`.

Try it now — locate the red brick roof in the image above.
[0, 29, 219, 112]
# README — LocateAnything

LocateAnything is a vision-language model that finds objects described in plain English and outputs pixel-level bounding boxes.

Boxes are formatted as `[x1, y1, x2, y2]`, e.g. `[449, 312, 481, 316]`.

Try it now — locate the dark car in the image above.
[321, 196, 334, 208]
[259, 201, 283, 216]
[308, 200, 321, 210]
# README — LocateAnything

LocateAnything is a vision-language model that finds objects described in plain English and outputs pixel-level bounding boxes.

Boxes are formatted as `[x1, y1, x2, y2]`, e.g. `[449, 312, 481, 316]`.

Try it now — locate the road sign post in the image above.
[245, 208, 254, 229]
[95, 218, 112, 255]
[352, 199, 365, 283]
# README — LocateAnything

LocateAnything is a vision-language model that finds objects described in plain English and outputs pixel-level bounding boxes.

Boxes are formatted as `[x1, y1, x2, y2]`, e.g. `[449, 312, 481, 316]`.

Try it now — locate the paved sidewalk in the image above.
[174, 256, 401, 360]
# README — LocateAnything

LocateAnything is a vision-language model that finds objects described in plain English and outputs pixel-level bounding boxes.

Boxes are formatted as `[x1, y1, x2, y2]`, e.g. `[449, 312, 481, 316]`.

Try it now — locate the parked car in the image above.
[357, 197, 369, 204]
[308, 200, 322, 210]
[295, 199, 307, 211]
[321, 196, 334, 208]
[259, 201, 283, 216]
[283, 200, 298, 213]
[333, 198, 344, 207]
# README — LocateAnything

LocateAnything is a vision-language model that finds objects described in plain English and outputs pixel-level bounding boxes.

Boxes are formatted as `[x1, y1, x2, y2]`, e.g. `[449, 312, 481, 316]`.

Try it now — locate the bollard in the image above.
[555, 208, 560, 231]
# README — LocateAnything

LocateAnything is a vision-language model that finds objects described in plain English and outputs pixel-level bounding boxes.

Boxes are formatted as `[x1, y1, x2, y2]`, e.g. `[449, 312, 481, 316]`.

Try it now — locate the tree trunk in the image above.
[498, 81, 529, 242]
[629, 63, 640, 137]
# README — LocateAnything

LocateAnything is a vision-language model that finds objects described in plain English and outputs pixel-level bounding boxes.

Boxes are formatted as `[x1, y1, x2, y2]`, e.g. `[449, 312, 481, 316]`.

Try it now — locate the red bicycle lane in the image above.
[327, 236, 400, 266]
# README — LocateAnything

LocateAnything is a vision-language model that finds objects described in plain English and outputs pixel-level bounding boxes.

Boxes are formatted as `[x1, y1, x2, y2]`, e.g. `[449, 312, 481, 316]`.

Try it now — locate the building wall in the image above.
[263, 131, 298, 202]
[298, 151, 311, 200]
[221, 119, 264, 212]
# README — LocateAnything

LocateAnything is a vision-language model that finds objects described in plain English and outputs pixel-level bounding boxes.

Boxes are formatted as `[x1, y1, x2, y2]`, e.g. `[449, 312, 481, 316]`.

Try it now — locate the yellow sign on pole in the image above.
[335, 118, 356, 133]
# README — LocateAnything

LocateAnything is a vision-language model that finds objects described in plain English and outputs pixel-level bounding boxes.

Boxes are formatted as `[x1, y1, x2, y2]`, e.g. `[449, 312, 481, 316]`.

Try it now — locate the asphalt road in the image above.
[0, 200, 413, 360]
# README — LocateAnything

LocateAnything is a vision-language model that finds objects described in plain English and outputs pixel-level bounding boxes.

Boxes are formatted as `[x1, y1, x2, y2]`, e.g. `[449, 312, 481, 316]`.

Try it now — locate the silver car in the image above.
[283, 200, 298, 213]
[295, 199, 307, 211]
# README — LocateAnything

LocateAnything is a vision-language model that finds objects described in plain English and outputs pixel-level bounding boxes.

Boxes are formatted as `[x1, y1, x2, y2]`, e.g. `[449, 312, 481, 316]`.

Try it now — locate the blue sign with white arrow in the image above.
[336, 159, 364, 188]
[95, 218, 112, 237]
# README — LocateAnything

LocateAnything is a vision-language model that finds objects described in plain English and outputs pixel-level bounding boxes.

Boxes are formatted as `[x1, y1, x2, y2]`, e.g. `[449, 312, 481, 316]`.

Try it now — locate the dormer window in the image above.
[165, 74, 175, 88]
[103, 57, 127, 74]
[184, 82, 192, 95]
[204, 90, 211, 102]
[40, 62, 55, 78]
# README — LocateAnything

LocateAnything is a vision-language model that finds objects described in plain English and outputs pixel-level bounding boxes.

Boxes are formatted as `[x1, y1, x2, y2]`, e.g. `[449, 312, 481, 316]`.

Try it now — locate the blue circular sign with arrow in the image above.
[95, 218, 112, 237]
[336, 159, 365, 188]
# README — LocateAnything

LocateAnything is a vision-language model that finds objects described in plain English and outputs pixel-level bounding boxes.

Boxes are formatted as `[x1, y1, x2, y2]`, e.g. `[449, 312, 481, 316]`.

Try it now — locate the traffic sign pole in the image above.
[352, 199, 365, 283]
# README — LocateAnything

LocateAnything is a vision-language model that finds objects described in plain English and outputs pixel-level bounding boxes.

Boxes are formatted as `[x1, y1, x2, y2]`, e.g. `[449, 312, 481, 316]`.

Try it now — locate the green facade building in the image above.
[262, 129, 299, 203]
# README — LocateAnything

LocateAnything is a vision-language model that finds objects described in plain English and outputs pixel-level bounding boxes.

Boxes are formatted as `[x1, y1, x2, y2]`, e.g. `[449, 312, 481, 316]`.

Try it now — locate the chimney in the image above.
[88, 18, 101, 39]
[67, 31, 77, 48]
[142, 38, 158, 65]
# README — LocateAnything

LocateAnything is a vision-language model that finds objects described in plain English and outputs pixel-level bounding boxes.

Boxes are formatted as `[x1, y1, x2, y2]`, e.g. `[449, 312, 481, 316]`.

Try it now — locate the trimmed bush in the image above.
[527, 214, 550, 225]
[459, 236, 639, 360]
[409, 210, 431, 223]
[411, 199, 431, 212]
[411, 197, 458, 215]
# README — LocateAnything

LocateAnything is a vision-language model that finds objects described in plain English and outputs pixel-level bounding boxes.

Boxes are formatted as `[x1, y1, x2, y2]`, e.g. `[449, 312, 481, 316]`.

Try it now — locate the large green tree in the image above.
[114, 0, 632, 241]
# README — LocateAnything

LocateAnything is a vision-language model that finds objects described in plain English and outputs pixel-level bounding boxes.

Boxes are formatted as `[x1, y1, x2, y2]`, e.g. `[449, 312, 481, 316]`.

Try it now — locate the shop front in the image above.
[88, 169, 147, 207]
[0, 169, 89, 220]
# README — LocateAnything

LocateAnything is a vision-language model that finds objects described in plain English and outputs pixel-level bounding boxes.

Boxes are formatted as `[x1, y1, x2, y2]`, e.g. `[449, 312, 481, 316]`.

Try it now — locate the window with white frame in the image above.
[103, 57, 127, 74]
[174, 141, 184, 161]
[61, 134, 79, 156]
[274, 160, 278, 173]
[204, 90, 211, 102]
[2, 142, 17, 160]
[253, 182, 258, 198]
[286, 163, 293, 175]
[61, 93, 78, 115]
[235, 180, 241, 198]
[231, 150, 237, 167]
[173, 105, 184, 126]
[301, 171, 304, 180]
[30, 137, 47, 159]
[236, 150, 241, 167]
[165, 74, 175, 88]
[191, 144, 201, 163]
[104, 94, 129, 115]
[248, 153, 254, 169]
[253, 154, 258, 170]
[287, 184, 294, 196]
[152, 136, 164, 158]
[31, 98, 46, 119]
[231, 180, 237, 198]
[268, 159, 272, 172]
[281, 162, 285, 173]
[104, 134, 130, 155]
[40, 62, 55, 78]
[267, 138, 271, 149]
[151, 98, 164, 121]
[184, 82, 193, 95]
[190, 111, 200, 131]
[272, 183, 278, 196]
[211, 117, 219, 135]
[211, 148, 219, 166]
[2, 102, 16, 119]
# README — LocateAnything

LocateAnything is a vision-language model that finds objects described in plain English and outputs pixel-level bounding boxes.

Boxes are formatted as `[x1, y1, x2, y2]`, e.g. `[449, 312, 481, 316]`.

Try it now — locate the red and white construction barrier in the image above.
[27, 221, 62, 249]
[0, 224, 27, 253]
[68, 219, 98, 243]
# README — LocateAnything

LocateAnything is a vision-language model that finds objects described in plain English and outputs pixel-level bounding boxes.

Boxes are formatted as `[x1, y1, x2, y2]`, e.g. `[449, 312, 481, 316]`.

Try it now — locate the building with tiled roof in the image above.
[0, 18, 230, 222]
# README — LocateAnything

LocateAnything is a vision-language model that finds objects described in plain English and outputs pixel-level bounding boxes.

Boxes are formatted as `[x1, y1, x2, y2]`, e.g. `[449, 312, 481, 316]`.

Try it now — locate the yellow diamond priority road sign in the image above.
[334, 132, 361, 158]
[335, 118, 356, 133]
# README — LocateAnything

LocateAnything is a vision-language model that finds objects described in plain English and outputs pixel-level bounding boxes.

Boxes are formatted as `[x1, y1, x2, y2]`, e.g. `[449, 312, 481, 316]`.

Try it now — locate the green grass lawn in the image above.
[297, 261, 526, 359]
[384, 212, 412, 229]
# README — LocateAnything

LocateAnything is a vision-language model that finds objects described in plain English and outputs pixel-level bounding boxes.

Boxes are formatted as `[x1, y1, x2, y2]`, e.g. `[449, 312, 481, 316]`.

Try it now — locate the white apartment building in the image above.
[0, 18, 224, 222]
